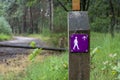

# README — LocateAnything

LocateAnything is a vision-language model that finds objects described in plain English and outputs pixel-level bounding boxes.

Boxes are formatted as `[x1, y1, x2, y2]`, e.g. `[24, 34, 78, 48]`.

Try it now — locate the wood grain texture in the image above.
[68, 11, 90, 80]
[72, 0, 80, 11]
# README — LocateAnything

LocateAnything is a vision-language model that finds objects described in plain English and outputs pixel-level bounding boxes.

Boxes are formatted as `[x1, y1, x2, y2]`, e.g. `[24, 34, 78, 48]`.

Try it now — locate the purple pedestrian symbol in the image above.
[70, 34, 89, 53]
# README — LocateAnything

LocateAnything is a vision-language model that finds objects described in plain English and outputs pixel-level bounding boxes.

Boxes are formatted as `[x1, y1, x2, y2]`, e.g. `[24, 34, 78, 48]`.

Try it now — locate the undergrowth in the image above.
[0, 52, 68, 80]
[0, 34, 12, 41]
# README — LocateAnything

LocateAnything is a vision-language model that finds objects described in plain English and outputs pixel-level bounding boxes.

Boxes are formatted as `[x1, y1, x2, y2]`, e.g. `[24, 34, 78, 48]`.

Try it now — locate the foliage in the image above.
[112, 60, 120, 80]
[0, 16, 12, 35]
[0, 51, 68, 80]
[54, 4, 67, 33]
[50, 32, 67, 47]
[26, 0, 37, 7]
[0, 3, 5, 16]
[0, 34, 12, 41]
[29, 41, 36, 47]
[91, 17, 110, 33]
[28, 48, 42, 61]
[26, 52, 68, 80]
[28, 28, 67, 47]
[89, 0, 120, 33]
[90, 32, 120, 80]
[27, 34, 50, 43]
[41, 27, 51, 36]
[29, 41, 42, 61]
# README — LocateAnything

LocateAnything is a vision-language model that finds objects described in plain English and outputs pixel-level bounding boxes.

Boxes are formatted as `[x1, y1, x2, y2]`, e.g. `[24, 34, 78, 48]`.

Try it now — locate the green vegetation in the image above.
[25, 52, 68, 80]
[0, 16, 12, 41]
[90, 17, 110, 33]
[28, 27, 67, 47]
[0, 16, 12, 35]
[0, 52, 68, 80]
[90, 32, 120, 80]
[28, 48, 41, 61]
[0, 34, 12, 41]
[29, 41, 42, 61]
[54, 6, 67, 33]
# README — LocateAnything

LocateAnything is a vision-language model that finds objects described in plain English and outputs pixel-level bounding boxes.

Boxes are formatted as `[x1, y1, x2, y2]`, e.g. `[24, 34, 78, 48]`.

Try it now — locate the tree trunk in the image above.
[29, 7, 34, 33]
[83, 0, 87, 11]
[80, 0, 90, 11]
[117, 8, 120, 25]
[22, 7, 27, 33]
[49, 0, 53, 31]
[86, 0, 90, 10]
[109, 0, 115, 38]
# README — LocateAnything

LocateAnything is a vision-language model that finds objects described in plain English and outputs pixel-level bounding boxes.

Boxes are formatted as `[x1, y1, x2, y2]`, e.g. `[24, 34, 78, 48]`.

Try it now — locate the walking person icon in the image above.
[70, 34, 89, 53]
[73, 36, 79, 50]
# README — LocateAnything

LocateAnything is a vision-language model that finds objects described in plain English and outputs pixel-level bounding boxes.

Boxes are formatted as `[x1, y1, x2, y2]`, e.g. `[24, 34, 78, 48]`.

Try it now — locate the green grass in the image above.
[90, 32, 120, 80]
[1, 52, 68, 80]
[0, 34, 12, 41]
[21, 27, 67, 47]
[28, 34, 50, 42]
[27, 28, 51, 41]
[24, 53, 68, 80]
[28, 32, 67, 47]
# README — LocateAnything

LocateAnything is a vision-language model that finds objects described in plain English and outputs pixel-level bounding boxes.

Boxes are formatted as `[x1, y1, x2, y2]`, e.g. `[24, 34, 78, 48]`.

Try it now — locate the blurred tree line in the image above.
[0, 0, 53, 34]
[88, 0, 120, 37]
[0, 0, 120, 37]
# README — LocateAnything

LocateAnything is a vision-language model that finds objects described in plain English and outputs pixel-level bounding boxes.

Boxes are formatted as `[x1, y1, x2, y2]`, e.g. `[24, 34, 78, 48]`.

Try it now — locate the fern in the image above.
[29, 41, 42, 61]
[28, 48, 42, 61]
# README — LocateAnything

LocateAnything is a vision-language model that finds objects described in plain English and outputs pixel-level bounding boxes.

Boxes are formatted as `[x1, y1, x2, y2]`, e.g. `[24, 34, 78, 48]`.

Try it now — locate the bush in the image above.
[41, 27, 51, 36]
[25, 52, 68, 80]
[53, 7, 67, 33]
[50, 33, 67, 47]
[91, 17, 110, 33]
[0, 16, 12, 35]
[0, 34, 12, 41]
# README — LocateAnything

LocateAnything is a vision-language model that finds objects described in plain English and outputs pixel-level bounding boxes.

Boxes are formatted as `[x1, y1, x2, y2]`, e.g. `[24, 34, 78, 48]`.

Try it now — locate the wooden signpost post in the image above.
[69, 0, 90, 80]
[72, 0, 80, 11]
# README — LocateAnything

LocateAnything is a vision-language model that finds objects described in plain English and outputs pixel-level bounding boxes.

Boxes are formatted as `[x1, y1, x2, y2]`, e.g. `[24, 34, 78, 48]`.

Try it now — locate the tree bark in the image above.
[109, 0, 115, 38]
[86, 0, 90, 10]
[22, 7, 27, 33]
[83, 0, 87, 11]
[80, 0, 90, 11]
[117, 8, 120, 25]
[49, 0, 54, 31]
[29, 7, 34, 33]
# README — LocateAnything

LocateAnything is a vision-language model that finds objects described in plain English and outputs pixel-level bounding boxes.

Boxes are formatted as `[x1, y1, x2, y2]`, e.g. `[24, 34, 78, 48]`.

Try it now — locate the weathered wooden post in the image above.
[72, 0, 80, 11]
[68, 0, 90, 80]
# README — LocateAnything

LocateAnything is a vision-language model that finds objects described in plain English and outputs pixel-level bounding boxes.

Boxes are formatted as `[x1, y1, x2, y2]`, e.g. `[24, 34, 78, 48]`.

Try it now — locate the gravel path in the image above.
[0, 36, 47, 75]
[0, 36, 46, 61]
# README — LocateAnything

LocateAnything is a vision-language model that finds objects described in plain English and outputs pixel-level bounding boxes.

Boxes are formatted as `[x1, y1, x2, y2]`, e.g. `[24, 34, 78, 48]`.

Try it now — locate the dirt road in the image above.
[0, 36, 46, 60]
[0, 36, 47, 74]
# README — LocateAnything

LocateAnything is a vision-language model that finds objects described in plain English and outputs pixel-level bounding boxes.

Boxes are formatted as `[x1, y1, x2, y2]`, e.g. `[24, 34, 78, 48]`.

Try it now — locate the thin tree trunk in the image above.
[83, 0, 87, 11]
[109, 0, 115, 38]
[49, 0, 53, 31]
[86, 0, 90, 10]
[80, 0, 90, 11]
[117, 8, 120, 25]
[22, 7, 27, 33]
[29, 7, 34, 33]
